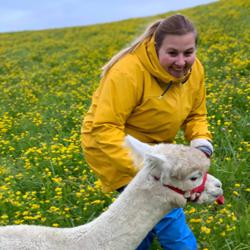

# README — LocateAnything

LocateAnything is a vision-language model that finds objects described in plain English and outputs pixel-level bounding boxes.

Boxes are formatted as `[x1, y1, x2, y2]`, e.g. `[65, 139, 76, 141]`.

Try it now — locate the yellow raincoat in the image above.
[81, 36, 212, 192]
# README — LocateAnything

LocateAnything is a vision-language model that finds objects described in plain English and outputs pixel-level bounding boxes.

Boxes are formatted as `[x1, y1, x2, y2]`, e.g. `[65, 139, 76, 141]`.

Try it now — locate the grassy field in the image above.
[0, 0, 249, 249]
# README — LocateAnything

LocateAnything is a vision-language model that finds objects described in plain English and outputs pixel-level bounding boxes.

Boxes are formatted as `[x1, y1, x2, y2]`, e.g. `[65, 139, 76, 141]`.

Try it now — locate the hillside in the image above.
[0, 0, 249, 249]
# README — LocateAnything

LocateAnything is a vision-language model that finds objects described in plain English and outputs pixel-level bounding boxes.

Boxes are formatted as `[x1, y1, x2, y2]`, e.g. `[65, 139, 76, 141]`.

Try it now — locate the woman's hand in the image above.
[190, 138, 213, 158]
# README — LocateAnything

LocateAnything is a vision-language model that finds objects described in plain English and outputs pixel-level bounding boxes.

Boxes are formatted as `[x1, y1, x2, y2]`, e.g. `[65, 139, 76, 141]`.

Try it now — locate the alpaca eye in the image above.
[190, 177, 198, 181]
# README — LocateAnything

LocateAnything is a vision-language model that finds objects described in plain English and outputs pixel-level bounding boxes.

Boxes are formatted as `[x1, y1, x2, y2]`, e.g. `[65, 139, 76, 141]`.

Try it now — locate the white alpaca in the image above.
[0, 135, 223, 250]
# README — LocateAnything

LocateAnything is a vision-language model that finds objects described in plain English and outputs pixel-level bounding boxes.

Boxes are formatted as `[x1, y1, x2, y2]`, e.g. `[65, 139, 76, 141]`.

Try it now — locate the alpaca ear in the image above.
[124, 135, 153, 161]
[146, 153, 169, 183]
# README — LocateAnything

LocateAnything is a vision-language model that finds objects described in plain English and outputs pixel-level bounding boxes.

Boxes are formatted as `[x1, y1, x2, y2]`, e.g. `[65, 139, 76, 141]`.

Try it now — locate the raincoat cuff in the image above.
[190, 138, 213, 158]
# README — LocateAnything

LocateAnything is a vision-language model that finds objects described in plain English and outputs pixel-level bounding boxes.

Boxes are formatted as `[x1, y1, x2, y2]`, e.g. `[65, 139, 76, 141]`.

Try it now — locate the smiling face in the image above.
[157, 32, 196, 78]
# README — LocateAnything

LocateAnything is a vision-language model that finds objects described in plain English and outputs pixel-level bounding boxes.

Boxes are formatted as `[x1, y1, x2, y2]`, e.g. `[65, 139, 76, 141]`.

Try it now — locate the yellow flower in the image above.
[218, 218, 224, 224]
[187, 207, 196, 214]
[231, 212, 237, 221]
[1, 214, 9, 220]
[52, 177, 63, 184]
[201, 226, 211, 234]
[233, 191, 239, 196]
[94, 180, 102, 189]
[22, 211, 29, 216]
[220, 232, 226, 237]
[49, 206, 60, 213]
[206, 216, 213, 224]
[189, 218, 202, 223]
[55, 187, 62, 193]
[31, 204, 40, 210]
[91, 200, 103, 205]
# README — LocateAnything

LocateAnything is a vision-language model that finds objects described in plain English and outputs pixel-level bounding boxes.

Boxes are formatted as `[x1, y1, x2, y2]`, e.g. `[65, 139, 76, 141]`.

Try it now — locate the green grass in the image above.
[0, 0, 249, 249]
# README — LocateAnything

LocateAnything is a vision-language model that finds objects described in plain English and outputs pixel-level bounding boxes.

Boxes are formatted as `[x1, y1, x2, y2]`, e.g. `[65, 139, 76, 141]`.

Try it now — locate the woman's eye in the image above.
[168, 52, 178, 56]
[184, 52, 193, 57]
[184, 50, 194, 56]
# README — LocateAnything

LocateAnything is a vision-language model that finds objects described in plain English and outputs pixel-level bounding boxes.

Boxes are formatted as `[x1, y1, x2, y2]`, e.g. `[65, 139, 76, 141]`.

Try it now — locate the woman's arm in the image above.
[182, 63, 213, 157]
[82, 67, 143, 190]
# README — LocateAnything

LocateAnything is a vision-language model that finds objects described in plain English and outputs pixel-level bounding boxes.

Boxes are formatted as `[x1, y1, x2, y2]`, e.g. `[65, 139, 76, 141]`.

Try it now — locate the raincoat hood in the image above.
[134, 35, 191, 84]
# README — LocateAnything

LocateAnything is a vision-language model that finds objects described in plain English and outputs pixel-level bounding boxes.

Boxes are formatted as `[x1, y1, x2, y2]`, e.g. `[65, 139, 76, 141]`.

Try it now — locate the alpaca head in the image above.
[125, 135, 223, 204]
[197, 174, 224, 204]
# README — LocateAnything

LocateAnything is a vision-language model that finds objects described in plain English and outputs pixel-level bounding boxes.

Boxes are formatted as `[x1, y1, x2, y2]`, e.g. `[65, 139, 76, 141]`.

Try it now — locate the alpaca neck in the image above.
[76, 170, 179, 250]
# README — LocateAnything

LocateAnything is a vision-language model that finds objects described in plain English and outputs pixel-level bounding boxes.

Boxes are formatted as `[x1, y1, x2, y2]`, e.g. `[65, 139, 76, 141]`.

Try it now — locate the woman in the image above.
[81, 14, 213, 250]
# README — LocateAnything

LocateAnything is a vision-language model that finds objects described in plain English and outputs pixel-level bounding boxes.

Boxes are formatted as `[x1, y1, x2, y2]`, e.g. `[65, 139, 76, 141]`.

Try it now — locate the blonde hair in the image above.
[101, 14, 197, 77]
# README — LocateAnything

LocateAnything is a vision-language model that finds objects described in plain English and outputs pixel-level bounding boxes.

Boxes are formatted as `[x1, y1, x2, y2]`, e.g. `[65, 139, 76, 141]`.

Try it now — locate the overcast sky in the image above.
[0, 0, 217, 33]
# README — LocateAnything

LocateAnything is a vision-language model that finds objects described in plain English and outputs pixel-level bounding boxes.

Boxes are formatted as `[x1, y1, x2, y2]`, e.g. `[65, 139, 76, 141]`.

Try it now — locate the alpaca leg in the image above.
[154, 208, 197, 250]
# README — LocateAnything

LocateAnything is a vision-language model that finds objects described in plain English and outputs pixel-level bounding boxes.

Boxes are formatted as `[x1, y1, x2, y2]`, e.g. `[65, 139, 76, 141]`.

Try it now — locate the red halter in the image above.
[154, 172, 224, 204]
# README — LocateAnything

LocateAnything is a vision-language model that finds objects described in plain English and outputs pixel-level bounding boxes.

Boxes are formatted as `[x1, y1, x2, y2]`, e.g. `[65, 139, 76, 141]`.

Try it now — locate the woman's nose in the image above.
[175, 54, 185, 66]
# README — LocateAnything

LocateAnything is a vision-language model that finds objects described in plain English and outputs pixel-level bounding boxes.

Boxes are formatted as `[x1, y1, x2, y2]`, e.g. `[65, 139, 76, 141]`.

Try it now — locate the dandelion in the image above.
[186, 207, 196, 214]
[94, 180, 102, 189]
[201, 226, 211, 235]
[231, 212, 237, 221]
[233, 191, 239, 196]
[31, 204, 40, 210]
[218, 218, 224, 224]
[206, 216, 213, 224]
[91, 200, 103, 205]
[49, 206, 60, 213]
[220, 232, 226, 237]
[1, 214, 9, 220]
[189, 218, 202, 223]
[51, 177, 63, 184]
